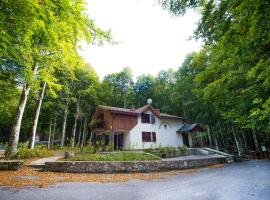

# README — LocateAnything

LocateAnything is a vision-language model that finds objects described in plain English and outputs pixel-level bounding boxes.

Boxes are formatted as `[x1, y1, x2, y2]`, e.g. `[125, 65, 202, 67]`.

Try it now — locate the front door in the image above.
[114, 132, 124, 150]
[182, 132, 190, 147]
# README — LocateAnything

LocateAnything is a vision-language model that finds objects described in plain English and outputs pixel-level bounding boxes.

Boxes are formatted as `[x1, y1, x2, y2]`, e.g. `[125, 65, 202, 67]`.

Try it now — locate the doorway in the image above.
[114, 132, 124, 150]
[182, 132, 190, 147]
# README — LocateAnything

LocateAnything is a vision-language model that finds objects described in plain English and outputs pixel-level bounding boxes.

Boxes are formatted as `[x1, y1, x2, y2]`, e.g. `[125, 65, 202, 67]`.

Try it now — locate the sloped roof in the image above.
[98, 105, 136, 114]
[177, 123, 204, 133]
[96, 105, 186, 121]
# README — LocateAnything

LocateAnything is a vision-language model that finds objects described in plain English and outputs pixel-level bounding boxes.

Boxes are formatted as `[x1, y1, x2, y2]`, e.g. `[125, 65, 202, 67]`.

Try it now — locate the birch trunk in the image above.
[251, 128, 259, 151]
[77, 117, 83, 146]
[5, 84, 31, 155]
[231, 125, 241, 157]
[81, 116, 87, 146]
[5, 66, 39, 156]
[61, 103, 69, 148]
[71, 98, 80, 147]
[48, 120, 52, 149]
[51, 117, 57, 147]
[29, 81, 47, 149]
[206, 125, 212, 148]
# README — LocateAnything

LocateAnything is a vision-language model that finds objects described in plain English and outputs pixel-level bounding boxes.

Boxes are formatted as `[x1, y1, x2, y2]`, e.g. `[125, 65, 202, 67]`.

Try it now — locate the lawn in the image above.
[65, 152, 161, 161]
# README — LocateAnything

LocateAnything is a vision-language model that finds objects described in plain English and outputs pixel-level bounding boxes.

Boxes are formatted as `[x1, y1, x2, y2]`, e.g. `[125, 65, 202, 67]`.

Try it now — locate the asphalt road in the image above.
[0, 160, 269, 200]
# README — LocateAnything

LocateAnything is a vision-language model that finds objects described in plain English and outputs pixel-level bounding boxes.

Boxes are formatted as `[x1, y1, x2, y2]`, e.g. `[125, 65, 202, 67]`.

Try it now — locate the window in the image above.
[142, 132, 151, 142]
[96, 113, 104, 128]
[141, 113, 155, 124]
[141, 113, 150, 123]
[142, 132, 157, 142]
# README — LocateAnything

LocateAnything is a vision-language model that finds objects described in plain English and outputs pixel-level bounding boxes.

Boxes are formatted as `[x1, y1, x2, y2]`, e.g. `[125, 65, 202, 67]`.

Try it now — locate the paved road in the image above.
[0, 160, 269, 200]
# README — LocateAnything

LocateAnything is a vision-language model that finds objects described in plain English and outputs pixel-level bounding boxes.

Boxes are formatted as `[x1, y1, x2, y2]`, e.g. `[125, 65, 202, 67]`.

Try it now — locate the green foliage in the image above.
[66, 152, 160, 161]
[8, 143, 53, 159]
[101, 67, 134, 108]
[178, 145, 188, 153]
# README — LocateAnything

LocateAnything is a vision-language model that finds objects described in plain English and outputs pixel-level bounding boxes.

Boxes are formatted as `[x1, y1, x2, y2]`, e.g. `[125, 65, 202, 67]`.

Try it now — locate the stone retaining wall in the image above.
[0, 160, 23, 170]
[44, 156, 226, 173]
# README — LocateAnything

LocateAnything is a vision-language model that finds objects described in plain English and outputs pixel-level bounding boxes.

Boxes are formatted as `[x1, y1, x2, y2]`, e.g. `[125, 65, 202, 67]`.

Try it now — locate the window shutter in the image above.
[152, 132, 156, 142]
[151, 114, 155, 124]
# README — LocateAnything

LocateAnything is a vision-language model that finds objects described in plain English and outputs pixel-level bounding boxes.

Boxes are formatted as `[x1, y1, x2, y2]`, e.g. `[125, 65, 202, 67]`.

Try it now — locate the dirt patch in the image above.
[0, 166, 199, 188]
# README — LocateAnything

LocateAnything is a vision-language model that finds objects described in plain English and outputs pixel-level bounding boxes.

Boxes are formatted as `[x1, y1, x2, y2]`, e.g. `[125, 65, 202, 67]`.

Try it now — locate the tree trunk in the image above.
[6, 84, 31, 155]
[231, 125, 241, 157]
[71, 98, 80, 147]
[5, 65, 39, 156]
[29, 81, 47, 149]
[77, 117, 83, 146]
[81, 116, 88, 146]
[252, 128, 259, 151]
[206, 125, 212, 148]
[218, 120, 226, 148]
[48, 120, 52, 149]
[51, 116, 57, 147]
[61, 103, 69, 148]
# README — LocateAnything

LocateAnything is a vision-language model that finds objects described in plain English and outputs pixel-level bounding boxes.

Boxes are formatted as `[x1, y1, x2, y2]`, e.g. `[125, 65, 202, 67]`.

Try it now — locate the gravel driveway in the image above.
[0, 160, 269, 200]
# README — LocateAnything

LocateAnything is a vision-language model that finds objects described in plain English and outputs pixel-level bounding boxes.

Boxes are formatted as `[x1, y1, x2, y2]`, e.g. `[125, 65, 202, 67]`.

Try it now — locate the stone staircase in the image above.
[197, 147, 234, 163]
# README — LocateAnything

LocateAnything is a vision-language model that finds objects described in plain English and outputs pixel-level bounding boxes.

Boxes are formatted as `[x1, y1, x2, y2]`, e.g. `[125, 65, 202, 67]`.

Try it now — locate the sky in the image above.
[79, 0, 202, 79]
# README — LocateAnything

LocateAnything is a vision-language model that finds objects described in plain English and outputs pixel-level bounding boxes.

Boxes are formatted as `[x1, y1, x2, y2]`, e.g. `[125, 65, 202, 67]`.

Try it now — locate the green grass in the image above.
[65, 152, 161, 161]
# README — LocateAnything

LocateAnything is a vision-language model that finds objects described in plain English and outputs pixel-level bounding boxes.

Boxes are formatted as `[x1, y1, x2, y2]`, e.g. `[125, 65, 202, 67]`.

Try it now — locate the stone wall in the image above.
[44, 156, 226, 173]
[0, 160, 23, 170]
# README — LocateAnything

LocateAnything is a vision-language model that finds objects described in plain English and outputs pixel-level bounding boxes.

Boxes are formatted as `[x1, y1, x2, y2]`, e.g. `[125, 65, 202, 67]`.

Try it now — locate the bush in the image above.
[8, 143, 53, 159]
[179, 145, 188, 153]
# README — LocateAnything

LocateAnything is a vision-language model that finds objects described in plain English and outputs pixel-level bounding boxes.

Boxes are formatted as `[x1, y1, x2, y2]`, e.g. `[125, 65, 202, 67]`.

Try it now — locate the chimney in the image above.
[130, 105, 136, 112]
[155, 109, 160, 115]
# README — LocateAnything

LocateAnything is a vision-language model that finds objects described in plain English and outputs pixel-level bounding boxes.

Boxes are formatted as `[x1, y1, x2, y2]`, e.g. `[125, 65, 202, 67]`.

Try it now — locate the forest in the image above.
[0, 0, 269, 158]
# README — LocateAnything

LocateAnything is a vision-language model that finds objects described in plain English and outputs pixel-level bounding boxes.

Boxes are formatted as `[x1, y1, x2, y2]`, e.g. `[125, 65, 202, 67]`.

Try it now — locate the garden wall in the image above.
[44, 156, 226, 173]
[0, 160, 23, 170]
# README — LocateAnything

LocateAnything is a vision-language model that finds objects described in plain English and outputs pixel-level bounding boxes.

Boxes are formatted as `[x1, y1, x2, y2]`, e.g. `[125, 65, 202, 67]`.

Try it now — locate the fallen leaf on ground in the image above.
[0, 166, 199, 188]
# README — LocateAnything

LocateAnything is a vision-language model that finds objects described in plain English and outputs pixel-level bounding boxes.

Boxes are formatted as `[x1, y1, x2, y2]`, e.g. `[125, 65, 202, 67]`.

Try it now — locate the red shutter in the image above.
[152, 132, 156, 142]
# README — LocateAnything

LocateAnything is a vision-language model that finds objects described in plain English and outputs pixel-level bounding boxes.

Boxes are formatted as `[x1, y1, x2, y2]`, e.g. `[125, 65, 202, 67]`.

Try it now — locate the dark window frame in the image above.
[141, 113, 150, 123]
[142, 132, 151, 142]
[142, 131, 157, 142]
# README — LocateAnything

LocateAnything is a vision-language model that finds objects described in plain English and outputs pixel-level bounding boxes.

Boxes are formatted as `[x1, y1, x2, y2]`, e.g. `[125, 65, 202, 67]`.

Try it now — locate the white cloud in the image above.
[79, 0, 202, 79]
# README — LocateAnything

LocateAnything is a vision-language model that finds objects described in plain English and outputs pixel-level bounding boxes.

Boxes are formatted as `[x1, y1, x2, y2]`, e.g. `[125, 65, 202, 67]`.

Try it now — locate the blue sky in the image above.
[80, 0, 202, 79]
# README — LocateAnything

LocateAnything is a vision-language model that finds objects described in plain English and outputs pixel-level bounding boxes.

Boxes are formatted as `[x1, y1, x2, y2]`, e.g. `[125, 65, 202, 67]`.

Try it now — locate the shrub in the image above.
[179, 145, 188, 153]
[8, 143, 53, 159]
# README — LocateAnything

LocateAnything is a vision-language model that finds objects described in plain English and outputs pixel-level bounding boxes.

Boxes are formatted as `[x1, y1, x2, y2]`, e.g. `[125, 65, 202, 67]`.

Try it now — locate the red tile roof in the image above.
[97, 105, 186, 120]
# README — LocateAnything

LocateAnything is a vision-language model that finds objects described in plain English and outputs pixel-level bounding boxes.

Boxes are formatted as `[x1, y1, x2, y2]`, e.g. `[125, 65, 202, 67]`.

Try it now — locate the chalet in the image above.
[91, 103, 203, 150]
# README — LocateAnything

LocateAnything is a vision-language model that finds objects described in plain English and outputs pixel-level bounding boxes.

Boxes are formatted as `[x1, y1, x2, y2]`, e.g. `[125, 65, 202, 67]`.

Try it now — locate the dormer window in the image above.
[141, 113, 150, 123]
[141, 113, 155, 124]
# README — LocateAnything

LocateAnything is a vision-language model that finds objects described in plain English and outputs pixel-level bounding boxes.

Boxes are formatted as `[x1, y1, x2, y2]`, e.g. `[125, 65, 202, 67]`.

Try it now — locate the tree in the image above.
[1, 0, 110, 155]
[134, 74, 156, 107]
[102, 67, 134, 108]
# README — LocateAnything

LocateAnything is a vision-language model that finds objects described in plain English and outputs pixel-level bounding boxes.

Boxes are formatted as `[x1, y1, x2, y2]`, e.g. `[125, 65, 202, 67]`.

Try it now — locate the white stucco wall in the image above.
[123, 110, 186, 149]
